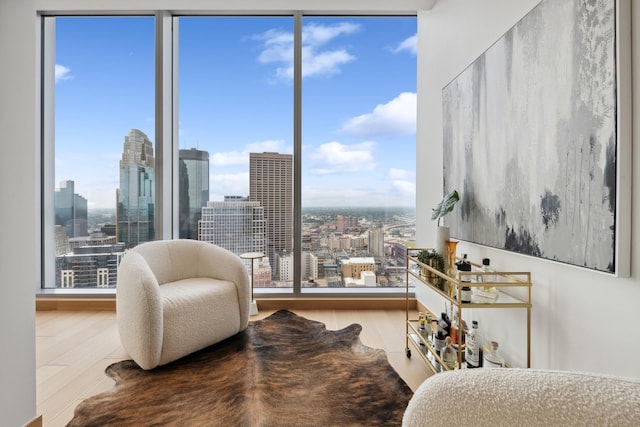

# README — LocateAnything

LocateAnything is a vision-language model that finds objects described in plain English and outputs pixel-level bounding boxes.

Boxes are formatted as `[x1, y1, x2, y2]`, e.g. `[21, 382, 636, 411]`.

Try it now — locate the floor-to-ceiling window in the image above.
[42, 16, 155, 289]
[177, 17, 294, 291]
[300, 16, 417, 292]
[41, 12, 415, 295]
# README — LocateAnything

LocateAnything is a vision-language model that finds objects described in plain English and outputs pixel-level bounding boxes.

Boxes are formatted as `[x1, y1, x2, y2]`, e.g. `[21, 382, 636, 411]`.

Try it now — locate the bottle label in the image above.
[466, 339, 480, 367]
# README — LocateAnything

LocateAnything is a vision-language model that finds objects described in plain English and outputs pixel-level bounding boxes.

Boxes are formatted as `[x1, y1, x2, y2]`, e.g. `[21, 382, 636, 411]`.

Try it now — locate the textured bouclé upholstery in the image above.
[116, 240, 250, 370]
[403, 368, 640, 427]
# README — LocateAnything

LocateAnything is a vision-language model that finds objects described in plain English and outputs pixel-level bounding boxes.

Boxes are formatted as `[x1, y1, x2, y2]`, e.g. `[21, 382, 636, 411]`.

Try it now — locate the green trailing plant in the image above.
[431, 189, 460, 226]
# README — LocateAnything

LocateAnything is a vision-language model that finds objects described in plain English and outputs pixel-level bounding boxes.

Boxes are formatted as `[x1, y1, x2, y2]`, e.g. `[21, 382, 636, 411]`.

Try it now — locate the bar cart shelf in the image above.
[405, 248, 532, 374]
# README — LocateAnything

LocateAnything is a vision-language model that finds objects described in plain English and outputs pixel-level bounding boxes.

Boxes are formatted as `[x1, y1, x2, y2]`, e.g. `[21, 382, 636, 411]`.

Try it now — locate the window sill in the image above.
[36, 290, 416, 311]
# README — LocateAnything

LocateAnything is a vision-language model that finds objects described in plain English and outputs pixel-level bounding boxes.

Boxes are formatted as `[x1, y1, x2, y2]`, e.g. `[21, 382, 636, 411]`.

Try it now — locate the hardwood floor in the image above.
[36, 308, 432, 427]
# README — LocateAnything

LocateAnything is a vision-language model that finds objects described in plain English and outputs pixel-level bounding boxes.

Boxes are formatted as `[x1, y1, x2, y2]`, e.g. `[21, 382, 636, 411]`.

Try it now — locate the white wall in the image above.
[0, 0, 38, 425]
[417, 0, 639, 376]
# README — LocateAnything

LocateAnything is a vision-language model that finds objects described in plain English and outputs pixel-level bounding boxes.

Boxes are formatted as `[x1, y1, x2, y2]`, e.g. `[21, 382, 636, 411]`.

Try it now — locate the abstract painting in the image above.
[442, 0, 617, 272]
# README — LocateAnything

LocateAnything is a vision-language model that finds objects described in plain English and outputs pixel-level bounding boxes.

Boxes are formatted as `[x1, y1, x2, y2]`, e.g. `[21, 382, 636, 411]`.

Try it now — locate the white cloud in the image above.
[391, 179, 416, 196]
[309, 141, 376, 175]
[55, 64, 73, 83]
[391, 34, 417, 55]
[209, 140, 289, 167]
[387, 168, 416, 197]
[255, 22, 360, 80]
[210, 150, 246, 166]
[256, 29, 294, 64]
[304, 22, 360, 45]
[210, 172, 250, 200]
[388, 168, 415, 181]
[340, 92, 416, 138]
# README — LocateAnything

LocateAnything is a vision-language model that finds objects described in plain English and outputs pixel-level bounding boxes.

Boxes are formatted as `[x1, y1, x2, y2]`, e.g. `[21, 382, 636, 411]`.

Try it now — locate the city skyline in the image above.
[53, 16, 416, 210]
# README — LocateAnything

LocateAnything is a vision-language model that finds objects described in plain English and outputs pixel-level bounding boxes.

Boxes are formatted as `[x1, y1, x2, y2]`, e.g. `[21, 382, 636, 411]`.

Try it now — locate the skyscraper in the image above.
[179, 148, 210, 239]
[249, 152, 293, 280]
[117, 129, 155, 248]
[54, 180, 88, 238]
[368, 226, 385, 257]
[198, 198, 267, 257]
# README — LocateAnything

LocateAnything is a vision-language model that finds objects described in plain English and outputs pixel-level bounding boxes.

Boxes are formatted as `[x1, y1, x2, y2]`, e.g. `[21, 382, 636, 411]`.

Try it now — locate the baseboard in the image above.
[36, 298, 116, 311]
[25, 415, 42, 427]
[36, 297, 416, 312]
[257, 298, 415, 311]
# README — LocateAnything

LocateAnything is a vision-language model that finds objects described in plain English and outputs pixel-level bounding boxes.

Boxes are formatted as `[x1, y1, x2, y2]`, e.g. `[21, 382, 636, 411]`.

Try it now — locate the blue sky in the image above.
[54, 16, 416, 209]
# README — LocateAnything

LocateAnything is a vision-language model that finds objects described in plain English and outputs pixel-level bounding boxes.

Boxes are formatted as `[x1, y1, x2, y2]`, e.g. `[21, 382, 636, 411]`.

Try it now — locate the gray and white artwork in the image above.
[443, 0, 617, 272]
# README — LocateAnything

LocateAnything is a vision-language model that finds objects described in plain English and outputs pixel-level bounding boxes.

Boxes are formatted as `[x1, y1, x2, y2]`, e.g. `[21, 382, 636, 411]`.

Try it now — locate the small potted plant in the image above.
[416, 249, 445, 290]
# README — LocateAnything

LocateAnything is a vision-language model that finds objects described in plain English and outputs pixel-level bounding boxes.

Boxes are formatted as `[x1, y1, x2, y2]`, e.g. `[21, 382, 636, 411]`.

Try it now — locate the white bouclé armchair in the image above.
[403, 368, 640, 426]
[116, 239, 251, 370]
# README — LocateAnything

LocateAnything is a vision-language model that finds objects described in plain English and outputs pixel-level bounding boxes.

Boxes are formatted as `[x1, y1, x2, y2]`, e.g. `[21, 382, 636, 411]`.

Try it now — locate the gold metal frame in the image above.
[405, 248, 531, 373]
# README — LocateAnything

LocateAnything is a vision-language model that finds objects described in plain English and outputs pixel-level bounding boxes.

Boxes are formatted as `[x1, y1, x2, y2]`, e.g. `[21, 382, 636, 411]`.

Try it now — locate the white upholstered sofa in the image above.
[116, 239, 251, 370]
[403, 368, 640, 426]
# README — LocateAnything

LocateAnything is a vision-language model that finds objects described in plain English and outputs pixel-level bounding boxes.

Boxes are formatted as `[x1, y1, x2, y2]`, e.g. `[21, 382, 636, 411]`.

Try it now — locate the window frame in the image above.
[37, 7, 417, 299]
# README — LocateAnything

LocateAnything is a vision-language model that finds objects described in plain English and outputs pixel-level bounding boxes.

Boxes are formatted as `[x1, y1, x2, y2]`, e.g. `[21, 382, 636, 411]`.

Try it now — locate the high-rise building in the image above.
[55, 243, 125, 289]
[55, 180, 88, 238]
[369, 226, 385, 257]
[117, 129, 155, 248]
[54, 225, 70, 256]
[249, 152, 293, 280]
[277, 251, 294, 282]
[336, 215, 357, 233]
[301, 252, 318, 281]
[198, 199, 267, 257]
[179, 148, 210, 239]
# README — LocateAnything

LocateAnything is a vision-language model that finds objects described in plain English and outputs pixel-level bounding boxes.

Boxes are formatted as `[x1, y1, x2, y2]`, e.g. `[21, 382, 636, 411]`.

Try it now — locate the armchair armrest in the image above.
[195, 243, 251, 326]
[116, 250, 164, 370]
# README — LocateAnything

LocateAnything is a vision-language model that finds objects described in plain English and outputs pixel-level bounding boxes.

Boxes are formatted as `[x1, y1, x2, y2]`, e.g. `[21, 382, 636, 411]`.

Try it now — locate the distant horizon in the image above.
[87, 205, 416, 212]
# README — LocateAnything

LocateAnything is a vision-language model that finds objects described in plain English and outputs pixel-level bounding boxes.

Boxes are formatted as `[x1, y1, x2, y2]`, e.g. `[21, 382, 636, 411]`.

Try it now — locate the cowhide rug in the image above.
[67, 310, 413, 426]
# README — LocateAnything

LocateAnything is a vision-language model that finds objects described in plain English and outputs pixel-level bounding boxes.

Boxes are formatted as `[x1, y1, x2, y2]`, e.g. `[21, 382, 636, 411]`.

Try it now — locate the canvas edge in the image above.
[615, 0, 632, 278]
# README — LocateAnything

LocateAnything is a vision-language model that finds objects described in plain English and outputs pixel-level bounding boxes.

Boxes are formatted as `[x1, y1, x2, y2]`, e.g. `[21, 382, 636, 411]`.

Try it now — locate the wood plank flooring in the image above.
[36, 309, 432, 427]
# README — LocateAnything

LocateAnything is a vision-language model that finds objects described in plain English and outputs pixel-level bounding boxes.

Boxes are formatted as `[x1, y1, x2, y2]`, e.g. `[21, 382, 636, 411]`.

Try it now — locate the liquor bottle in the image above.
[418, 312, 432, 345]
[483, 341, 505, 368]
[442, 336, 458, 370]
[418, 312, 427, 346]
[437, 311, 451, 337]
[465, 320, 483, 368]
[461, 285, 472, 303]
[456, 254, 472, 303]
[449, 309, 464, 346]
[424, 313, 433, 344]
[472, 258, 499, 303]
[478, 258, 496, 283]
[455, 253, 471, 271]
